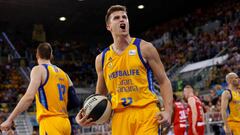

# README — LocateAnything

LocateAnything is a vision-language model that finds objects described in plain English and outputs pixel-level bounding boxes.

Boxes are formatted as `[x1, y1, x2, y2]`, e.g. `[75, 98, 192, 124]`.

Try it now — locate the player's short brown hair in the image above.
[37, 42, 53, 60]
[184, 85, 193, 89]
[105, 5, 127, 24]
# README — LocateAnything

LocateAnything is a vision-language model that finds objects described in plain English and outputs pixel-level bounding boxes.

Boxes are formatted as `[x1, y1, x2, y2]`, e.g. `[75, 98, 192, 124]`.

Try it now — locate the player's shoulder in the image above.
[96, 47, 110, 62]
[138, 39, 155, 56]
[96, 52, 103, 62]
[29, 65, 46, 77]
[137, 38, 154, 51]
[139, 38, 154, 49]
[138, 38, 158, 59]
[96, 53, 102, 67]
[31, 65, 43, 71]
[222, 89, 231, 94]
[32, 64, 51, 73]
[222, 89, 231, 97]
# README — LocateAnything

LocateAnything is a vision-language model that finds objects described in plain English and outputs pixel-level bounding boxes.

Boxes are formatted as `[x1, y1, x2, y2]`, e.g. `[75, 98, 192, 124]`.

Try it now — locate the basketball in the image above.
[83, 94, 112, 124]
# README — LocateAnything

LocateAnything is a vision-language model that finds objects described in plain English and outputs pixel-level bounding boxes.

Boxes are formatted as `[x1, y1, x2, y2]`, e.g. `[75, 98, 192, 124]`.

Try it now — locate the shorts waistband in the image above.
[113, 102, 159, 113]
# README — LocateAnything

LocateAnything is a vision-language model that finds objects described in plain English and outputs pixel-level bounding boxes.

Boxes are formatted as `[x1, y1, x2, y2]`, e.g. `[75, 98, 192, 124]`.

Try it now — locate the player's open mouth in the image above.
[120, 24, 126, 29]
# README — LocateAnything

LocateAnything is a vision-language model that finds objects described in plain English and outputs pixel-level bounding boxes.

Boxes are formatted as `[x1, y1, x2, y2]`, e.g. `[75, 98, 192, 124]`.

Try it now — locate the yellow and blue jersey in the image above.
[102, 38, 158, 110]
[35, 64, 69, 122]
[227, 89, 240, 123]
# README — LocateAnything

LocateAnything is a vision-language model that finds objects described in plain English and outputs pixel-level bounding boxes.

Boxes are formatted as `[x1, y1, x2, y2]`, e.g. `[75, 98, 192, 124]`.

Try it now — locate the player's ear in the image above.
[106, 23, 111, 31]
[36, 50, 39, 59]
[50, 53, 54, 61]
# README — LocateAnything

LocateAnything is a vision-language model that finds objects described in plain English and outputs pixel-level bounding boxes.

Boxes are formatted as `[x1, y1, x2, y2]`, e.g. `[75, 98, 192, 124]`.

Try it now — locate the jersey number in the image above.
[179, 110, 187, 120]
[121, 97, 133, 107]
[57, 84, 66, 101]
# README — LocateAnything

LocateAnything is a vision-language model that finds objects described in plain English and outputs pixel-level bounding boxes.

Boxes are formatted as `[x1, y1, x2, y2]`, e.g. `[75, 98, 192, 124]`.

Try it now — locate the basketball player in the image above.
[76, 5, 173, 135]
[221, 72, 240, 135]
[0, 43, 79, 135]
[173, 94, 187, 135]
[183, 85, 204, 135]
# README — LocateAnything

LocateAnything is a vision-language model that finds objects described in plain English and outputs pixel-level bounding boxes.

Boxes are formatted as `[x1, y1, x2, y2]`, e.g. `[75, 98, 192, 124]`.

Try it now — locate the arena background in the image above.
[0, 0, 239, 134]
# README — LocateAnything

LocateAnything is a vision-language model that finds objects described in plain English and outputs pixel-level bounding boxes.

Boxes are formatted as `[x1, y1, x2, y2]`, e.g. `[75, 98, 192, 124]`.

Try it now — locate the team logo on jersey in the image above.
[108, 57, 113, 68]
[129, 50, 136, 55]
[108, 63, 113, 68]
[108, 57, 112, 62]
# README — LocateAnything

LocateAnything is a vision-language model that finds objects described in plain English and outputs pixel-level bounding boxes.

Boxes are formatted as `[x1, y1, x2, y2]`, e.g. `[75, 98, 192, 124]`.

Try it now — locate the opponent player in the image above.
[183, 85, 204, 135]
[0, 42, 79, 135]
[173, 94, 187, 135]
[221, 72, 240, 135]
[76, 5, 173, 135]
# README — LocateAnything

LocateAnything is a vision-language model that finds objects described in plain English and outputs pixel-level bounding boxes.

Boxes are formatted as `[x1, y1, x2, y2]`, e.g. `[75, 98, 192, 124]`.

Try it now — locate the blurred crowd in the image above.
[144, 0, 240, 70]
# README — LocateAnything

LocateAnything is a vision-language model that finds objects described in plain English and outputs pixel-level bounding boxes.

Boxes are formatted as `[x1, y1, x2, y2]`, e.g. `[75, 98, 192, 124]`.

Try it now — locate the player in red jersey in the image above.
[173, 94, 187, 135]
[183, 85, 204, 135]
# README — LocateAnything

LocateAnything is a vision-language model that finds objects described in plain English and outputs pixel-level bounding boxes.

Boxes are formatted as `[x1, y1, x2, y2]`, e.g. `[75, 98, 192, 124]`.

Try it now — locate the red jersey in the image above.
[187, 96, 205, 135]
[187, 96, 204, 125]
[174, 101, 187, 127]
[173, 101, 187, 135]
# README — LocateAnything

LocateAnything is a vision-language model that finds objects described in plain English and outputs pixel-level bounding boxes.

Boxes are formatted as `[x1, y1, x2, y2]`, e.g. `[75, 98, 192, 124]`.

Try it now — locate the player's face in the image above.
[183, 89, 188, 101]
[107, 11, 129, 36]
[231, 77, 240, 87]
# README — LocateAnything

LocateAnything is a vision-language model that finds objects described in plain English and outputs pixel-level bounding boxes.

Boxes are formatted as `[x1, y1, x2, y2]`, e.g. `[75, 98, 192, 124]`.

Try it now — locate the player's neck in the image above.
[112, 35, 131, 51]
[38, 59, 51, 65]
[229, 85, 238, 91]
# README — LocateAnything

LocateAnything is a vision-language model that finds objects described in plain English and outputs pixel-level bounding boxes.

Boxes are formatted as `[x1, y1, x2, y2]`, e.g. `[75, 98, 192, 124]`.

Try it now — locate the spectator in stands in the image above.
[32, 24, 46, 43]
[210, 89, 219, 105]
[214, 84, 224, 97]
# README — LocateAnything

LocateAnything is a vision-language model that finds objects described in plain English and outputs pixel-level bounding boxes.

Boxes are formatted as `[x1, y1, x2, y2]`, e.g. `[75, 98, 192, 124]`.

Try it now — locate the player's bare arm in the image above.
[221, 90, 231, 134]
[188, 97, 198, 135]
[140, 40, 173, 124]
[0, 65, 43, 131]
[95, 53, 108, 95]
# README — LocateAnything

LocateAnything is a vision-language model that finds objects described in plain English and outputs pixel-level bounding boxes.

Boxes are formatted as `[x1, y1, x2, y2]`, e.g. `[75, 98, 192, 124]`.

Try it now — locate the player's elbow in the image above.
[22, 94, 35, 104]
[159, 77, 171, 87]
[27, 96, 35, 102]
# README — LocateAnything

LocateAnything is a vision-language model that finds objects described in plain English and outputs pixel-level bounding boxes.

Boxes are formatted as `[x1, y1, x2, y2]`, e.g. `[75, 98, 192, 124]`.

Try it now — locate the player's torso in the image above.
[35, 64, 69, 122]
[188, 96, 204, 123]
[227, 90, 240, 122]
[174, 102, 187, 127]
[102, 38, 158, 110]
